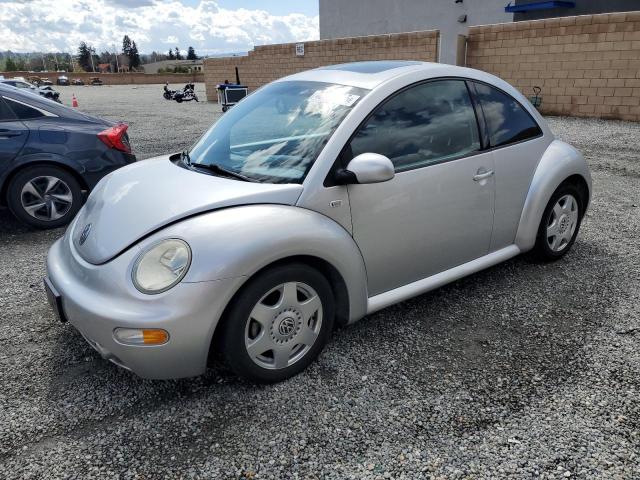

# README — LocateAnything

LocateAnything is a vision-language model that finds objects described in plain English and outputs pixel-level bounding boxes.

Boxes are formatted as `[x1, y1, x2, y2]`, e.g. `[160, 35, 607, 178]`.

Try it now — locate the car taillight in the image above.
[98, 123, 131, 154]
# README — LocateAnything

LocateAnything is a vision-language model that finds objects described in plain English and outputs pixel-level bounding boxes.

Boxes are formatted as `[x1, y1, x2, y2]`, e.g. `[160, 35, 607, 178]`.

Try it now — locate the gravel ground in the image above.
[0, 85, 638, 479]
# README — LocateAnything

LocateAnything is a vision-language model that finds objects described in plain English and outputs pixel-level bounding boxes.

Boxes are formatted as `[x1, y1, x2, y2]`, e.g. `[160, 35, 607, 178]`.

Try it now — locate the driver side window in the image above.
[349, 80, 480, 172]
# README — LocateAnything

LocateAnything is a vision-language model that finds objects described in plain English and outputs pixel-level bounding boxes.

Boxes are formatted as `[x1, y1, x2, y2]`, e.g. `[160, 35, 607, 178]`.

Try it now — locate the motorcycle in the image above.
[174, 82, 199, 103]
[163, 82, 175, 100]
[163, 82, 199, 103]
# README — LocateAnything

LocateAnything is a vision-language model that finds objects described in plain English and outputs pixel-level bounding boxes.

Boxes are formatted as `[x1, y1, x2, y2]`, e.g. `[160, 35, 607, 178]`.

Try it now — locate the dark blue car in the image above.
[0, 84, 135, 228]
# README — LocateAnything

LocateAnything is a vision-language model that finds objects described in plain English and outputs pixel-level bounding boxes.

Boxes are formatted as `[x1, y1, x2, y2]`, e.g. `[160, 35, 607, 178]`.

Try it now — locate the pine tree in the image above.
[129, 41, 141, 70]
[186, 46, 197, 60]
[168, 49, 175, 60]
[77, 42, 92, 72]
[122, 35, 132, 57]
[5, 57, 17, 71]
[175, 47, 182, 60]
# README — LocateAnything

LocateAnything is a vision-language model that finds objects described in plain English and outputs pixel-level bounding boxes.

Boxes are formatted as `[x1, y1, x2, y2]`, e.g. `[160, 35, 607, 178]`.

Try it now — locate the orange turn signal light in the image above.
[142, 329, 169, 345]
[113, 328, 169, 346]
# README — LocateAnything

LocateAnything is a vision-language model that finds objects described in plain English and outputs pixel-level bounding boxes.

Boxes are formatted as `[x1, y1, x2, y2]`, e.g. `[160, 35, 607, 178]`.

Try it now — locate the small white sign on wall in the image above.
[295, 43, 305, 56]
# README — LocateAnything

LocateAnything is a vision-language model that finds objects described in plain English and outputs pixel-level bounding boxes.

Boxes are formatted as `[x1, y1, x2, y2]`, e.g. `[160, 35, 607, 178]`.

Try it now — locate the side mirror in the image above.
[335, 153, 395, 185]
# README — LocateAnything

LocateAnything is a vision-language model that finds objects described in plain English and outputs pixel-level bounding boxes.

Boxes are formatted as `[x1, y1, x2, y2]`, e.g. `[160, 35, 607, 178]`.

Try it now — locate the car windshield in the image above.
[188, 80, 368, 183]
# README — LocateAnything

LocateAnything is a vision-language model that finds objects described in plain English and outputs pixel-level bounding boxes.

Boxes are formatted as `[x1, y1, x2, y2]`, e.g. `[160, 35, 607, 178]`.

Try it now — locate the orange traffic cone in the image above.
[72, 94, 78, 108]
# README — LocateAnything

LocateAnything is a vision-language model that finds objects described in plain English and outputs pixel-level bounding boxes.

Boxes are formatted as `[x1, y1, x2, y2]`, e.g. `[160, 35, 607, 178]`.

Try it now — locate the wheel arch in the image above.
[1, 159, 88, 207]
[515, 139, 592, 252]
[208, 253, 352, 363]
[254, 255, 351, 327]
[563, 173, 590, 212]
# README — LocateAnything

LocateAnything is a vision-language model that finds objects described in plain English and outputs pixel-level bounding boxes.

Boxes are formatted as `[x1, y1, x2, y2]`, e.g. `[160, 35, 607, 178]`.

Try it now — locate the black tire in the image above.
[175, 97, 183, 103]
[532, 183, 584, 261]
[221, 106, 228, 112]
[6, 165, 83, 229]
[219, 263, 335, 383]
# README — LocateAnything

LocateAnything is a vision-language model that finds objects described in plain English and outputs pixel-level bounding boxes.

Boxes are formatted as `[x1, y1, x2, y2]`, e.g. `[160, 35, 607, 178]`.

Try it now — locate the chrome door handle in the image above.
[473, 170, 494, 181]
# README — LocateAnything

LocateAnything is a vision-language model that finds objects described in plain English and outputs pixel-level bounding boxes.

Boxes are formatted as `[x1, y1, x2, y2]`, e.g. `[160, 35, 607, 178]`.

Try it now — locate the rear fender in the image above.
[515, 140, 592, 252]
[0, 153, 88, 204]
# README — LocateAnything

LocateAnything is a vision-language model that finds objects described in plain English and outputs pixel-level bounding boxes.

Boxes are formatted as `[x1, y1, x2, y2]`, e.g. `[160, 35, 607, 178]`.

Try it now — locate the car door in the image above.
[470, 82, 549, 251]
[0, 97, 28, 165]
[345, 79, 495, 296]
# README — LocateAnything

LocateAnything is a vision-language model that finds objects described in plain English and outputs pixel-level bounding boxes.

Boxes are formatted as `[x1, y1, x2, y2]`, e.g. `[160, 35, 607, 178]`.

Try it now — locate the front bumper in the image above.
[46, 233, 242, 379]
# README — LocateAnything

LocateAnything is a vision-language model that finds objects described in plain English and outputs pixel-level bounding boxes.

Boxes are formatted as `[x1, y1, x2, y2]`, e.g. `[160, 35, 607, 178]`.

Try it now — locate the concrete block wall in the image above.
[467, 11, 640, 121]
[203, 30, 439, 102]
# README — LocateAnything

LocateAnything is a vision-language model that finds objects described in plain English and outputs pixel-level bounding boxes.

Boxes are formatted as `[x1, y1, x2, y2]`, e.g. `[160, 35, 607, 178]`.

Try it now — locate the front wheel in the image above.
[219, 264, 335, 383]
[532, 183, 583, 261]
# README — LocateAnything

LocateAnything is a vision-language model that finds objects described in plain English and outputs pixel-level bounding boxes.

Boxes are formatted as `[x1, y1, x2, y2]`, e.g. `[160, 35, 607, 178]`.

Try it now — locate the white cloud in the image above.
[0, 0, 319, 54]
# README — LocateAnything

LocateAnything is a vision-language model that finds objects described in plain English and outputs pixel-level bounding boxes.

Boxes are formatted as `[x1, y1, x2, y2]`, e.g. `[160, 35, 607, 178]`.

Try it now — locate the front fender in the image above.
[515, 140, 592, 252]
[137, 204, 369, 323]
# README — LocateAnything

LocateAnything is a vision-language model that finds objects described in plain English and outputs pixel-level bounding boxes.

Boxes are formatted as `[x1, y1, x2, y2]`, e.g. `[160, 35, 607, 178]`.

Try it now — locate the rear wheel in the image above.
[219, 264, 335, 383]
[532, 183, 583, 261]
[7, 165, 83, 229]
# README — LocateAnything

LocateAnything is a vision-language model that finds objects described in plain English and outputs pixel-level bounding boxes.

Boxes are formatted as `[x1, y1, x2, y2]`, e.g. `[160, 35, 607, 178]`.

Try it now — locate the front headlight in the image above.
[132, 239, 191, 294]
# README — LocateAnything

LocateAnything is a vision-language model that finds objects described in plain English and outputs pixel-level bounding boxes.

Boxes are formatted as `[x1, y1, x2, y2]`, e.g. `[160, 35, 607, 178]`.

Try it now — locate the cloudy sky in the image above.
[0, 0, 319, 54]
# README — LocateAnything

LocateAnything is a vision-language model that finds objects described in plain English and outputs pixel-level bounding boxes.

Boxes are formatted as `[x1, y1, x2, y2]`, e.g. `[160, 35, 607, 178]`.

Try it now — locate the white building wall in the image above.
[319, 0, 513, 64]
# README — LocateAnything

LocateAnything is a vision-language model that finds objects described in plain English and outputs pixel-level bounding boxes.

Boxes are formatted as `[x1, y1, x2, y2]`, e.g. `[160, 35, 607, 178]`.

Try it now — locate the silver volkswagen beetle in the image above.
[45, 61, 591, 383]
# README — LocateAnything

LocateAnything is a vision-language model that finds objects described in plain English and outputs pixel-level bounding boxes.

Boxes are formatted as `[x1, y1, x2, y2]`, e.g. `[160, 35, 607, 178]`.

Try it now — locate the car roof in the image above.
[279, 61, 453, 89]
[278, 61, 514, 92]
[0, 83, 109, 124]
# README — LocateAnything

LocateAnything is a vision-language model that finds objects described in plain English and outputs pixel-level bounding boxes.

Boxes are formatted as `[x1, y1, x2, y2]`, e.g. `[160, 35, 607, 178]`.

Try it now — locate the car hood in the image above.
[71, 155, 304, 264]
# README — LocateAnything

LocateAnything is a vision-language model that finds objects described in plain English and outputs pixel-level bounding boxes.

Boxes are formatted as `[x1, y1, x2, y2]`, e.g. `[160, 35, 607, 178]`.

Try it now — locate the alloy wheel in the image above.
[546, 194, 579, 252]
[20, 175, 73, 221]
[244, 281, 323, 370]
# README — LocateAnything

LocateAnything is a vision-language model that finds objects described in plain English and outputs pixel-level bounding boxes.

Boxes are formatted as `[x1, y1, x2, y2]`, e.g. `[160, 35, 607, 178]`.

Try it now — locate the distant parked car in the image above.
[57, 75, 69, 86]
[44, 61, 591, 383]
[0, 78, 61, 102]
[71, 78, 85, 86]
[90, 77, 103, 86]
[0, 84, 135, 228]
[40, 78, 53, 86]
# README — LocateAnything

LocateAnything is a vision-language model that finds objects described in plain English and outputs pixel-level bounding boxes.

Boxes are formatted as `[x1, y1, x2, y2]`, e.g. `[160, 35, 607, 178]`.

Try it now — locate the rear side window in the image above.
[4, 97, 45, 120]
[473, 82, 541, 148]
[349, 80, 480, 172]
[0, 98, 17, 121]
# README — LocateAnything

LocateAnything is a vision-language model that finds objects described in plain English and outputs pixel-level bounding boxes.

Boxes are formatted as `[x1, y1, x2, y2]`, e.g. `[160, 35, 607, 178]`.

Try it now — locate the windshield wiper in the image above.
[191, 162, 257, 182]
[181, 150, 192, 166]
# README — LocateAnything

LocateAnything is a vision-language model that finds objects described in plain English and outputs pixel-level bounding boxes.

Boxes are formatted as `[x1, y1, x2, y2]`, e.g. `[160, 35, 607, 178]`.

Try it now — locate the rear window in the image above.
[473, 82, 542, 148]
[4, 97, 45, 120]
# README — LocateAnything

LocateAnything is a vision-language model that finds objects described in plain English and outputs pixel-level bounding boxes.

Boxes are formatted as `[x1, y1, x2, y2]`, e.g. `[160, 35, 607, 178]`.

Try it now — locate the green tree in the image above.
[168, 49, 175, 60]
[129, 41, 141, 70]
[77, 42, 92, 72]
[186, 46, 197, 60]
[122, 35, 132, 56]
[174, 47, 182, 60]
[5, 57, 17, 71]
